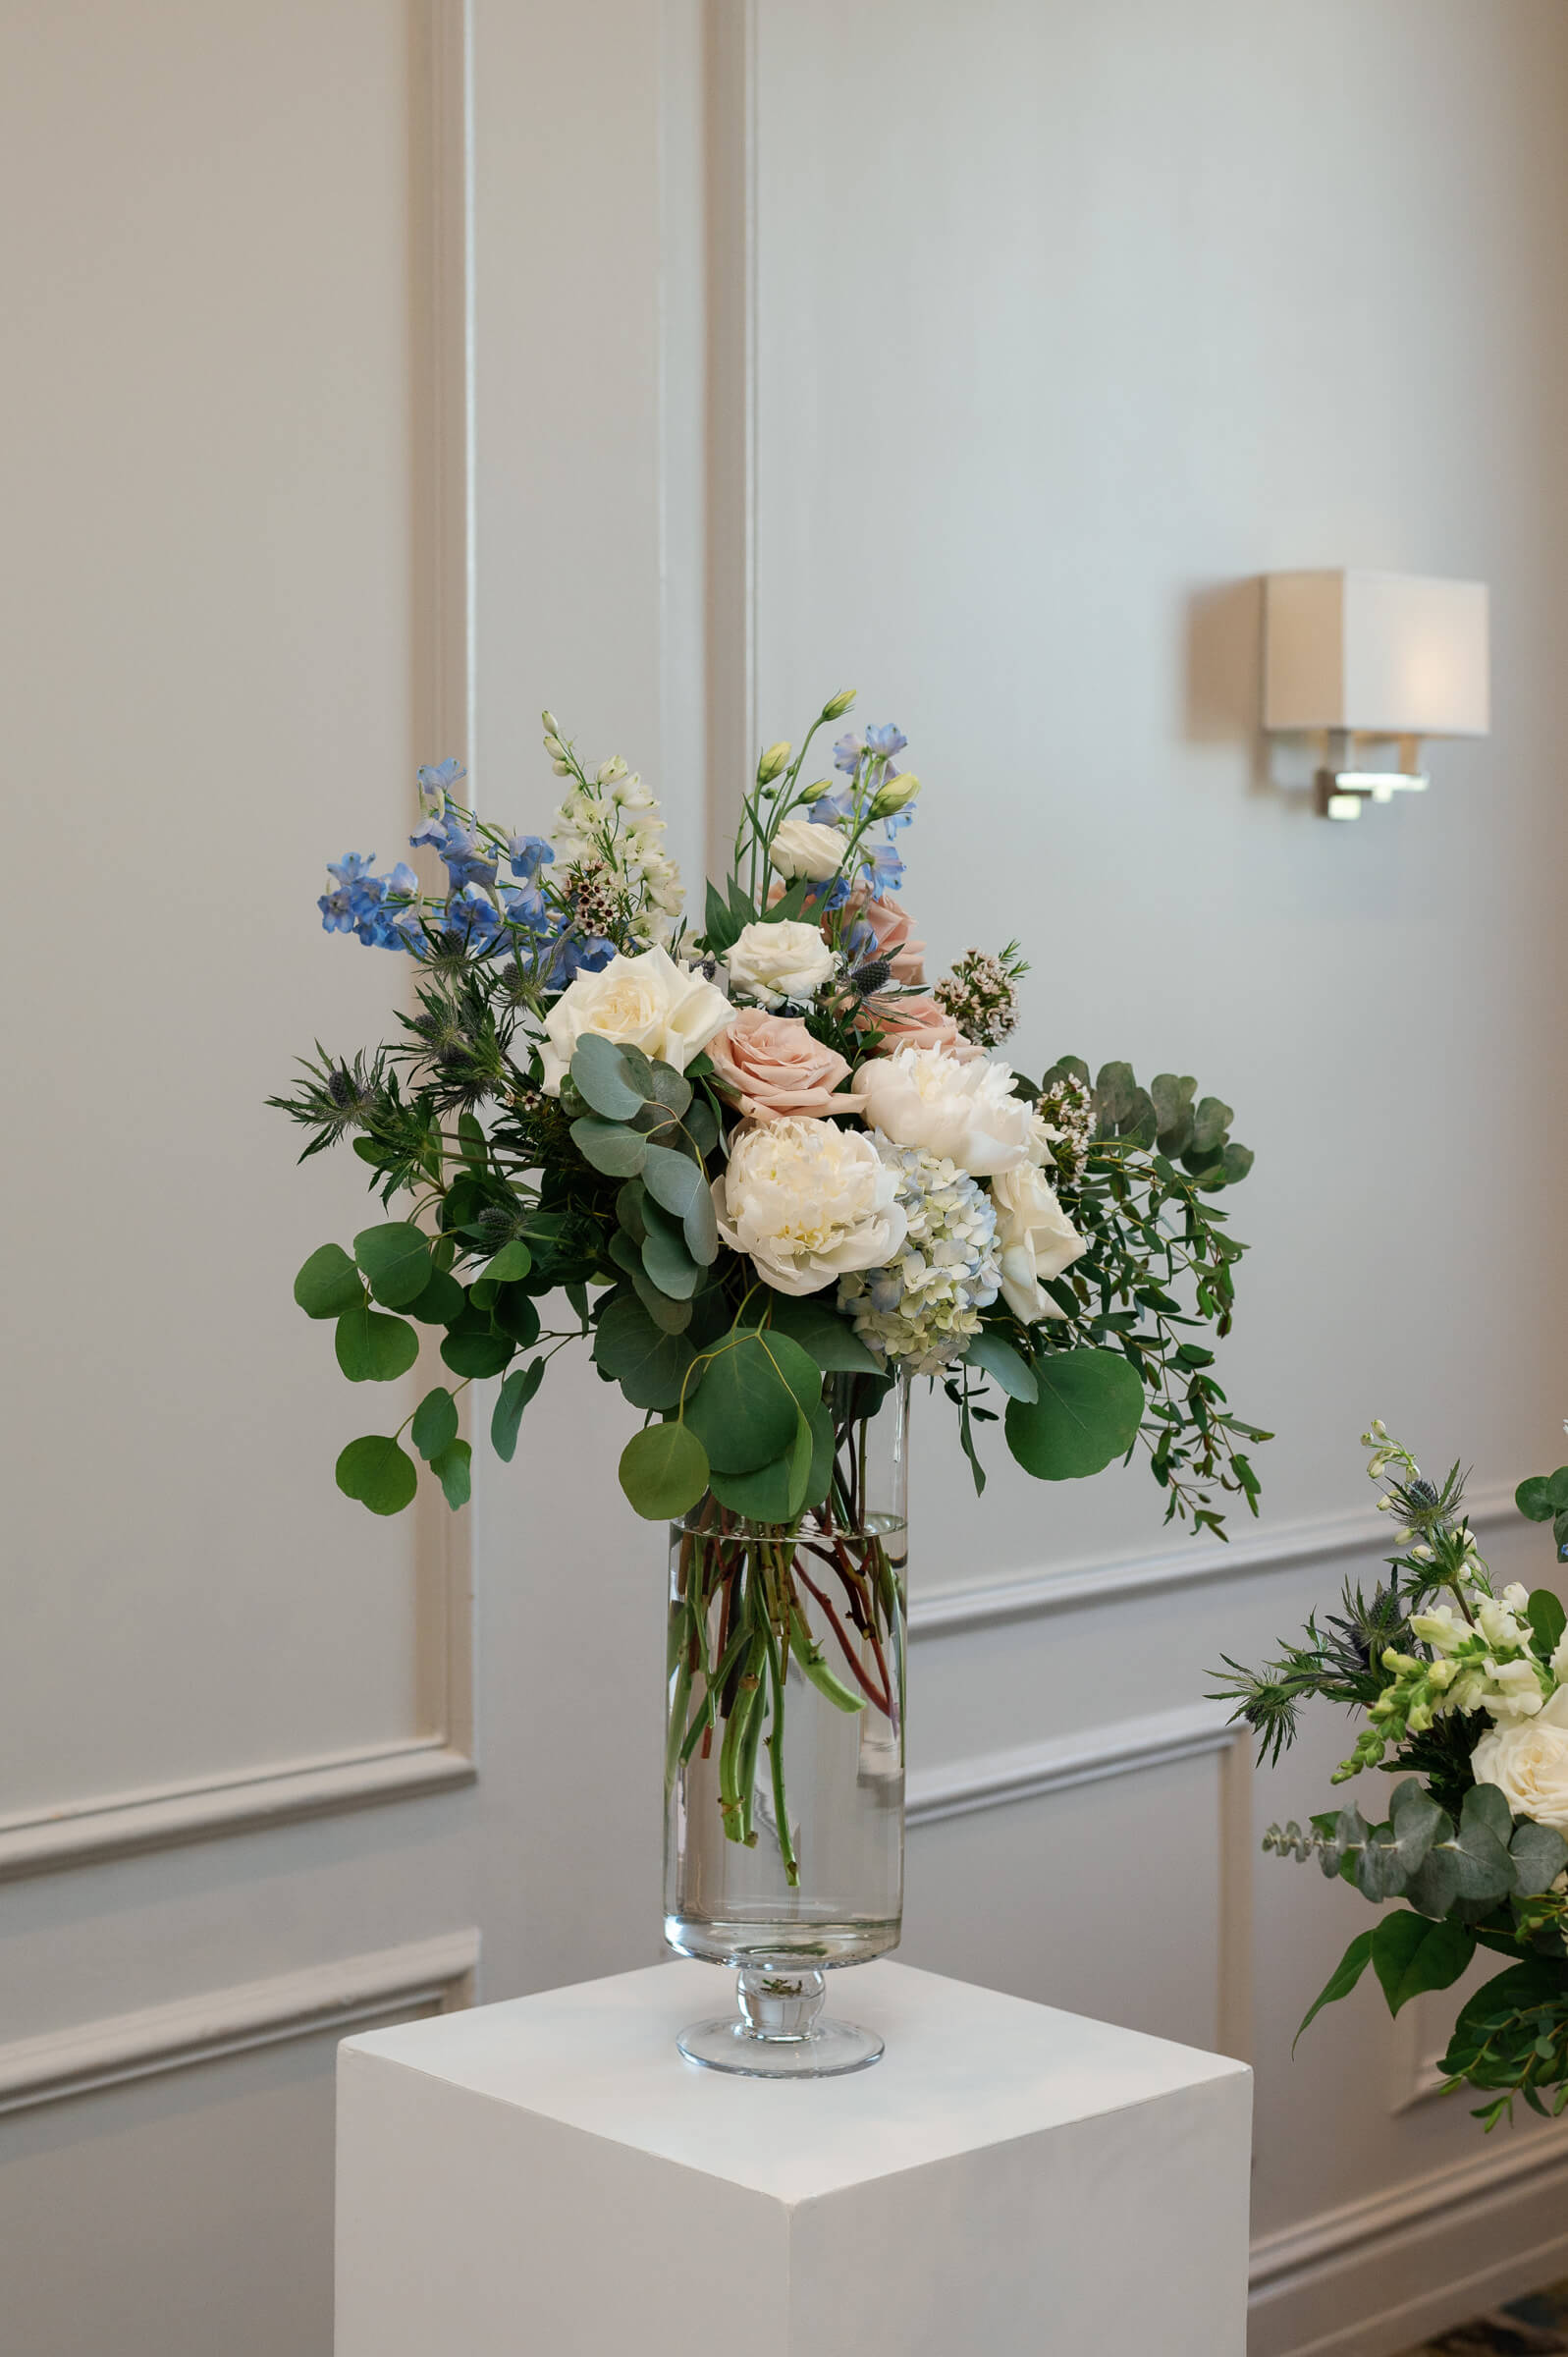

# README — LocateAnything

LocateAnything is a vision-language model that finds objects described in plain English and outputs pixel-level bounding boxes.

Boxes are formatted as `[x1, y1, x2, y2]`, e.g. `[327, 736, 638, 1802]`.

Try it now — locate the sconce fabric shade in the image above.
[1263, 570, 1489, 738]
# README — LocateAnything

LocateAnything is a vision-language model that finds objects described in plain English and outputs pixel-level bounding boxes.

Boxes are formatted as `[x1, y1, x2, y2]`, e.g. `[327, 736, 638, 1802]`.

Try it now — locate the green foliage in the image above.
[684, 1331, 816, 1474]
[592, 1288, 698, 1411]
[430, 1438, 471, 1510]
[1294, 1932, 1374, 2053]
[491, 1359, 545, 1462]
[620, 1421, 710, 1518]
[440, 1307, 515, 1380]
[335, 1303, 420, 1383]
[410, 1386, 459, 1462]
[1003, 1347, 1144, 1480]
[294, 1243, 363, 1320]
[1371, 1912, 1476, 2016]
[962, 1329, 1038, 1402]
[1516, 1464, 1568, 1562]
[1440, 1958, 1568, 2125]
[353, 1223, 432, 1309]
[335, 1434, 418, 1516]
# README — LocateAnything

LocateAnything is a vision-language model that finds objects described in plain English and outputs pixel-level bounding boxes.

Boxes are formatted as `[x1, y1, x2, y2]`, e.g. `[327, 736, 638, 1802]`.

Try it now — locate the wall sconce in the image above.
[1263, 570, 1489, 820]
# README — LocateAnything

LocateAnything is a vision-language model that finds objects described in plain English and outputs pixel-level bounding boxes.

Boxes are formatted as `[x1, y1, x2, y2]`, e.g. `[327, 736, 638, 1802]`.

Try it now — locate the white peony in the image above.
[769, 818, 848, 882]
[858, 1046, 1035, 1177]
[990, 1160, 1087, 1323]
[713, 1117, 907, 1296]
[727, 919, 838, 1009]
[538, 944, 730, 1094]
[1472, 1683, 1568, 1825]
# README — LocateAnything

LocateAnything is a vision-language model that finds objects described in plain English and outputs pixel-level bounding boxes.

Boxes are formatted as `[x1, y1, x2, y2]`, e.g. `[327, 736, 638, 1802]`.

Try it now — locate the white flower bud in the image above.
[757, 740, 792, 784]
[821, 687, 856, 720]
[798, 778, 833, 803]
[871, 771, 920, 817]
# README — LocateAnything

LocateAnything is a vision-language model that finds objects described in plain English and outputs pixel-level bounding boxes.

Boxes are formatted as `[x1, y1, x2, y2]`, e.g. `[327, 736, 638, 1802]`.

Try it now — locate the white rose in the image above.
[1471, 1683, 1568, 1826]
[714, 1116, 907, 1296]
[538, 944, 730, 1094]
[858, 1046, 1035, 1177]
[769, 818, 848, 882]
[727, 919, 838, 1009]
[990, 1161, 1087, 1323]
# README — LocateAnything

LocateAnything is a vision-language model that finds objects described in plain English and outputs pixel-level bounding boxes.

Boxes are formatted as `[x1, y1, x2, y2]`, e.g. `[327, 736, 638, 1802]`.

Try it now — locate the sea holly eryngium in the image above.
[272, 693, 1266, 1534]
[1217, 1427, 1568, 2127]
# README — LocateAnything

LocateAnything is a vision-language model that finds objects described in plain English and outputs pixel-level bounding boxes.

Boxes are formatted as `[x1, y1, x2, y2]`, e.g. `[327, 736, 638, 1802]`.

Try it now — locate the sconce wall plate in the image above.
[1263, 569, 1489, 820]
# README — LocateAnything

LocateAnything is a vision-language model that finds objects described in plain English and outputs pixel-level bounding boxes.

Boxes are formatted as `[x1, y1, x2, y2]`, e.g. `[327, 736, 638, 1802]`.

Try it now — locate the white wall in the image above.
[4, 4, 1568, 2354]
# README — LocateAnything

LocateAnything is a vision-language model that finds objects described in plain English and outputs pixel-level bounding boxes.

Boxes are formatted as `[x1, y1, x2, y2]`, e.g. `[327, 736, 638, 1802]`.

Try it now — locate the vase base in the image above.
[676, 2013, 884, 2077]
[676, 1966, 884, 2077]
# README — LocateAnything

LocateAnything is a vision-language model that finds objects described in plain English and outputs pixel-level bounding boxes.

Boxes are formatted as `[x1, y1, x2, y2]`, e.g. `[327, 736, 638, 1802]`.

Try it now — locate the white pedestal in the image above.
[336, 1959, 1252, 2357]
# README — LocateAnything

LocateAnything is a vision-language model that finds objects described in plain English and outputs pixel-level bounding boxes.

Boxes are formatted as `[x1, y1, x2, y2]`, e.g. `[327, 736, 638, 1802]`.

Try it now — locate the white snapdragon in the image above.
[1408, 1603, 1469, 1656]
[1481, 1656, 1548, 1722]
[727, 919, 838, 1009]
[1477, 1594, 1532, 1653]
[838, 1141, 1001, 1374]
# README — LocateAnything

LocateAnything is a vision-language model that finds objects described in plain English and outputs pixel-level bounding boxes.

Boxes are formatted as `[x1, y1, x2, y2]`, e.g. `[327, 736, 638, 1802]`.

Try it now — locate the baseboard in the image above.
[1249, 2122, 1568, 2357]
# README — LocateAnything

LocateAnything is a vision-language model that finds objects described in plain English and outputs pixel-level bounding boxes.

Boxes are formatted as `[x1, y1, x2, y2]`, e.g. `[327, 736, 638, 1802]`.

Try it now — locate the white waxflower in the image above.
[727, 919, 838, 1009]
[713, 1117, 906, 1296]
[769, 818, 848, 882]
[858, 1046, 1034, 1177]
[538, 945, 730, 1093]
[838, 1140, 1001, 1374]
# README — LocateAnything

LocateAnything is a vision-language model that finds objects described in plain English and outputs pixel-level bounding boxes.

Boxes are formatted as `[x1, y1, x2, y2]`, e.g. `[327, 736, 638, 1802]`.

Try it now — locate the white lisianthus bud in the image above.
[871, 772, 920, 818]
[540, 709, 559, 733]
[798, 778, 834, 803]
[757, 740, 792, 784]
[821, 687, 857, 720]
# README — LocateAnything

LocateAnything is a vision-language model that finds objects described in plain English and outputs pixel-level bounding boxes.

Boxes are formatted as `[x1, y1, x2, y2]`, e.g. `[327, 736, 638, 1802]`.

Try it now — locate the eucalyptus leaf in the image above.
[1518, 1477, 1557, 1523]
[491, 1358, 545, 1462]
[491, 1284, 542, 1349]
[746, 1292, 882, 1375]
[404, 1268, 467, 1326]
[619, 1421, 710, 1519]
[641, 1197, 700, 1299]
[1511, 1819, 1568, 1896]
[410, 1386, 460, 1463]
[335, 1303, 420, 1383]
[569, 1033, 646, 1122]
[571, 1116, 649, 1178]
[963, 1330, 1039, 1402]
[682, 1178, 720, 1266]
[294, 1242, 363, 1320]
[484, 1239, 533, 1283]
[709, 1452, 796, 1521]
[440, 1313, 515, 1380]
[641, 1143, 704, 1221]
[592, 1289, 698, 1411]
[352, 1223, 432, 1309]
[684, 1330, 801, 1473]
[430, 1438, 471, 1510]
[1003, 1347, 1144, 1480]
[336, 1434, 418, 1516]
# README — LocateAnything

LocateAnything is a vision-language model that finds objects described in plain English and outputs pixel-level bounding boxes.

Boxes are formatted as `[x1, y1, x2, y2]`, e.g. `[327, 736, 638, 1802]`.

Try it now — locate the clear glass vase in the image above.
[663, 1369, 908, 2076]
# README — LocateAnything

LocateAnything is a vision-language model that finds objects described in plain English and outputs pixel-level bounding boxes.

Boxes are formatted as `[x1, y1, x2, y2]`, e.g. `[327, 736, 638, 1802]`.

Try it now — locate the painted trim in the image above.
[906, 1701, 1237, 1828]
[0, 2, 478, 1885]
[0, 1932, 479, 2116]
[908, 1482, 1518, 1642]
[0, 1741, 476, 1882]
[1250, 2117, 1568, 2302]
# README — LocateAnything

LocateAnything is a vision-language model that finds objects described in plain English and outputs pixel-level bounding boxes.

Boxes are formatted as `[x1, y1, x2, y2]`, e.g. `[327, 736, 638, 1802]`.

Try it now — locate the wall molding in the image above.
[0, 0, 477, 1887]
[907, 1701, 1238, 1829]
[0, 1931, 479, 2116]
[909, 1483, 1518, 1643]
[1249, 2121, 1568, 2355]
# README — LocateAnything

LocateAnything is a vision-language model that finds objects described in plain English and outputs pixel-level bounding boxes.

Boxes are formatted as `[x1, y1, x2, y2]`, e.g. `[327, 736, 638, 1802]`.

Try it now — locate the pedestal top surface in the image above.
[343, 1959, 1248, 2204]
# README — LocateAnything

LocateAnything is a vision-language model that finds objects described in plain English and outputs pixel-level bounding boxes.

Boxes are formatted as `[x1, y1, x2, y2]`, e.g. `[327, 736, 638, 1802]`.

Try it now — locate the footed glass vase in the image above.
[664, 1370, 908, 2076]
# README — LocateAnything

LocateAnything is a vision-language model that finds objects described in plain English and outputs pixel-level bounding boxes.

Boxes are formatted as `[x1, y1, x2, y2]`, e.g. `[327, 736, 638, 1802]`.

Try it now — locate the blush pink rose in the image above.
[860, 994, 984, 1062]
[842, 892, 926, 985]
[708, 1009, 868, 1119]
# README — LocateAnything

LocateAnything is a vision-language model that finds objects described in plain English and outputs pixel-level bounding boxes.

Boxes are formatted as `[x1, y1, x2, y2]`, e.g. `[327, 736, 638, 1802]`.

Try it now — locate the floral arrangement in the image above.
[1217, 1428, 1568, 2128]
[272, 690, 1266, 1538]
